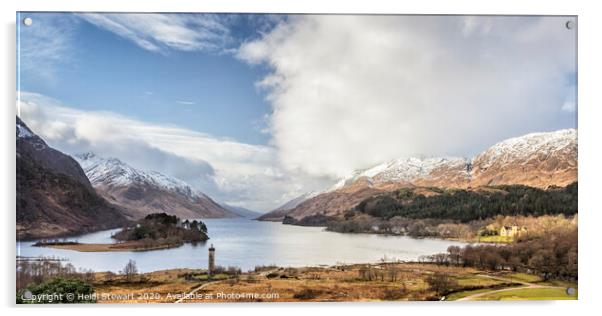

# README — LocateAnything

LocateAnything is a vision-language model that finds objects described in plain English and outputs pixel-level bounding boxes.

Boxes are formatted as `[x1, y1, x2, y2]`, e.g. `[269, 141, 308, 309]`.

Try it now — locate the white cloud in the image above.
[238, 15, 577, 178]
[561, 88, 577, 112]
[17, 15, 578, 210]
[78, 13, 234, 54]
[562, 100, 576, 112]
[176, 100, 196, 105]
[17, 92, 332, 211]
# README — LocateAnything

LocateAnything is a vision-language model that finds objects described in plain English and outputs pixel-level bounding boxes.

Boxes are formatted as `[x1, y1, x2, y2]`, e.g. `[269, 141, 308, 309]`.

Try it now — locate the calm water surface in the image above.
[17, 218, 467, 272]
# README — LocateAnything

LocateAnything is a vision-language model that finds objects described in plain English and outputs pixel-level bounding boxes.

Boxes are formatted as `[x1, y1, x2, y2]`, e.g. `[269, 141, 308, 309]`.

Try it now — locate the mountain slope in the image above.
[260, 157, 470, 221]
[268, 129, 577, 221]
[333, 129, 577, 191]
[258, 192, 319, 221]
[16, 117, 129, 240]
[470, 129, 577, 188]
[74, 153, 237, 220]
[330, 157, 472, 192]
[221, 204, 262, 219]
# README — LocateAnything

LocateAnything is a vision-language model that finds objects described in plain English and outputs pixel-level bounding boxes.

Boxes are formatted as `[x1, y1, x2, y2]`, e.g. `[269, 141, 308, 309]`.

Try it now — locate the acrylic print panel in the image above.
[16, 12, 577, 303]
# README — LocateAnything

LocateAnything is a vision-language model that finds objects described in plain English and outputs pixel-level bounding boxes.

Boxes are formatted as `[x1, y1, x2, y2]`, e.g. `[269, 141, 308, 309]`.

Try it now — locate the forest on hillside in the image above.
[352, 182, 577, 222]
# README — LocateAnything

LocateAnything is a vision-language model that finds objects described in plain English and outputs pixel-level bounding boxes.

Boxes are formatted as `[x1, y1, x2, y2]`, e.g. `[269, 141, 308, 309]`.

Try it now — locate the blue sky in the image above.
[18, 13, 276, 146]
[16, 13, 577, 211]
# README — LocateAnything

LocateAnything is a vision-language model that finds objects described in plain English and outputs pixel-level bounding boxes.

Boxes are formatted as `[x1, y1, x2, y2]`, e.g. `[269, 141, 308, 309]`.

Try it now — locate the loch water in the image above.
[17, 218, 468, 272]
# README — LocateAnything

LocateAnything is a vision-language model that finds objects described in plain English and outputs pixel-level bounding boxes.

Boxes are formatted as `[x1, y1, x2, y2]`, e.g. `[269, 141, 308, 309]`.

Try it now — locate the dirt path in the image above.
[455, 274, 563, 301]
[174, 281, 221, 303]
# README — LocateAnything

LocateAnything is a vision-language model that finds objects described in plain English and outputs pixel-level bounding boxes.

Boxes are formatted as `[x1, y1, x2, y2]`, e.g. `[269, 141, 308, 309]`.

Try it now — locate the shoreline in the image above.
[35, 242, 184, 252]
[275, 221, 510, 244]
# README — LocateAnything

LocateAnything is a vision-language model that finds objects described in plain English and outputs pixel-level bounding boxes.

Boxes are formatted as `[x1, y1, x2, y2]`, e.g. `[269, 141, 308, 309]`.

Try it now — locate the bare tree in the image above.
[447, 246, 462, 266]
[123, 259, 138, 282]
[425, 272, 458, 297]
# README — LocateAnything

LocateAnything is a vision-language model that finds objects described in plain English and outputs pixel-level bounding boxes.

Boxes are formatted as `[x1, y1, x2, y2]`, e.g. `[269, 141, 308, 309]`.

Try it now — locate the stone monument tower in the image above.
[208, 244, 215, 275]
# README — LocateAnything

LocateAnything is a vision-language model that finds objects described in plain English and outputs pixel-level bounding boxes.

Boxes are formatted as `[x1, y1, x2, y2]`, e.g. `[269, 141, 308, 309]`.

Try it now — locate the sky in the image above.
[16, 13, 577, 212]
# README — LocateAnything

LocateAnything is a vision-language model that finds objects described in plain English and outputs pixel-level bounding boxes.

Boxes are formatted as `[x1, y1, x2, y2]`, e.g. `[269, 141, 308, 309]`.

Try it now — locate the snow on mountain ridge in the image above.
[261, 128, 577, 221]
[330, 156, 468, 191]
[275, 191, 320, 211]
[368, 157, 467, 181]
[332, 129, 576, 191]
[474, 129, 577, 169]
[74, 152, 208, 201]
[16, 123, 34, 138]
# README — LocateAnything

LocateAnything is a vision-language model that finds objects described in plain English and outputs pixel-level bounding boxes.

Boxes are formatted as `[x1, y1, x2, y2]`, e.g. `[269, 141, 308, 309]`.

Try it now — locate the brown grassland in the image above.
[89, 263, 576, 303]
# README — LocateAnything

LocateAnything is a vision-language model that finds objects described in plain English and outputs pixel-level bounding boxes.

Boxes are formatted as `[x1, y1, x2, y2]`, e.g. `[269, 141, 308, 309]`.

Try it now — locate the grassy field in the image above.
[453, 274, 509, 287]
[446, 286, 519, 301]
[84, 263, 571, 303]
[505, 273, 543, 283]
[476, 235, 514, 243]
[536, 279, 579, 288]
[92, 269, 203, 303]
[188, 265, 429, 302]
[475, 287, 577, 301]
[444, 274, 521, 301]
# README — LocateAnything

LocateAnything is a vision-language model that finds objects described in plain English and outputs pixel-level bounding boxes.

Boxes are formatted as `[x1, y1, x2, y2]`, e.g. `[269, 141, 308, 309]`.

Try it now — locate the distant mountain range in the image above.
[74, 152, 238, 220]
[16, 117, 129, 240]
[260, 129, 577, 222]
[257, 191, 319, 221]
[221, 203, 263, 219]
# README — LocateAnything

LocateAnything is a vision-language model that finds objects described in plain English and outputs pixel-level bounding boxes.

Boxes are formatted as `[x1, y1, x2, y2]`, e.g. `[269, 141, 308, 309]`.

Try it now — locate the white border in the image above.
[2, 0, 601, 315]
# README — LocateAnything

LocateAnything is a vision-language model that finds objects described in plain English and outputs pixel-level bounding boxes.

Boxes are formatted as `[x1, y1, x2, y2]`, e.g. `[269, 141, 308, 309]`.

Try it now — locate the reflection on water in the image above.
[17, 218, 467, 273]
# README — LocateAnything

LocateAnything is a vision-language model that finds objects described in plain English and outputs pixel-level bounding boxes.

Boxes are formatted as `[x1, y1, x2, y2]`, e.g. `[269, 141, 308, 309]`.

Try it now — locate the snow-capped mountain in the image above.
[470, 129, 577, 188]
[265, 158, 471, 222]
[330, 157, 469, 191]
[16, 122, 34, 138]
[262, 128, 577, 222]
[17, 117, 129, 239]
[332, 129, 577, 191]
[276, 191, 320, 210]
[473, 129, 577, 169]
[75, 152, 207, 201]
[74, 152, 237, 220]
